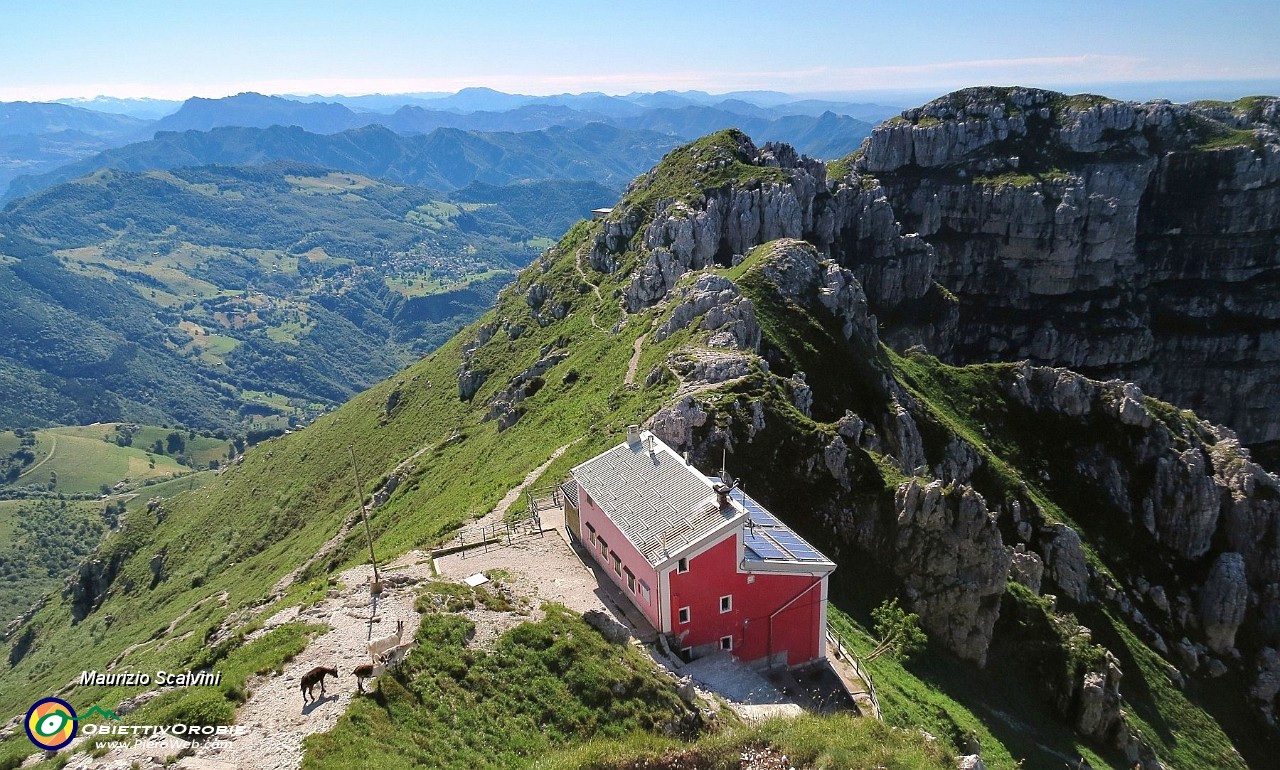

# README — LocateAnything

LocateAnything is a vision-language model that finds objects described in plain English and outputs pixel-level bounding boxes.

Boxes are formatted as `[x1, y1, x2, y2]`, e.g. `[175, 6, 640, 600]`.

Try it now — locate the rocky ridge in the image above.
[587, 92, 1280, 451]
[547, 113, 1280, 763]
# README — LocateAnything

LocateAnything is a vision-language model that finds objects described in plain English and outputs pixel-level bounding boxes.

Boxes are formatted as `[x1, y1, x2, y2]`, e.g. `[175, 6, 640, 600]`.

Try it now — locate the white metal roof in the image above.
[571, 431, 739, 565]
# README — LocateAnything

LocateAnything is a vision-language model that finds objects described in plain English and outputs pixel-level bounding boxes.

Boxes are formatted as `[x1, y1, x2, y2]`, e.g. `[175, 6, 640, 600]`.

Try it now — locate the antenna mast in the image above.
[349, 445, 381, 592]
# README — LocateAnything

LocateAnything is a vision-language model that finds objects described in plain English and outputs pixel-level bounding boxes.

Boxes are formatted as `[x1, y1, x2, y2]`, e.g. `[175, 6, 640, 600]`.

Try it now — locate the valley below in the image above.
[1, 86, 1279, 769]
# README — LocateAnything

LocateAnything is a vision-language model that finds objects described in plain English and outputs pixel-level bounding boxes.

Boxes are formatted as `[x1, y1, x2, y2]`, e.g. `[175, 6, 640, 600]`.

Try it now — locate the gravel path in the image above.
[624, 333, 647, 385]
[61, 559, 428, 770]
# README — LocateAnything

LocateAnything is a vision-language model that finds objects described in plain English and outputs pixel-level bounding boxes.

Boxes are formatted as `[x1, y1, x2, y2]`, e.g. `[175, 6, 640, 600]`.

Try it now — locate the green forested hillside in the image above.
[0, 498, 105, 625]
[0, 164, 614, 430]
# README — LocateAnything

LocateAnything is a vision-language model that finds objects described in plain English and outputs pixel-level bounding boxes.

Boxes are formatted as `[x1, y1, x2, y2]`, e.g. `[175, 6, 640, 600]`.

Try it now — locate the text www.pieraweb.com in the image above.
[94, 738, 233, 751]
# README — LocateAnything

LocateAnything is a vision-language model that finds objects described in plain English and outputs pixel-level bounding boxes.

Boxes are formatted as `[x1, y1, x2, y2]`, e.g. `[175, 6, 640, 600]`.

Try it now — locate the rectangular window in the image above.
[611, 552, 621, 576]
[598, 537, 607, 556]
[676, 557, 688, 574]
[639, 580, 651, 602]
[584, 522, 596, 545]
[678, 606, 690, 624]
[720, 635, 733, 651]
[624, 567, 635, 592]
[720, 595, 732, 613]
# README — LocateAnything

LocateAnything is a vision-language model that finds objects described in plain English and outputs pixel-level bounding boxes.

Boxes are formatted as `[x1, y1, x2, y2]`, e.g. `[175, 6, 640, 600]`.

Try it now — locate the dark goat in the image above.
[353, 662, 382, 693]
[301, 665, 338, 703]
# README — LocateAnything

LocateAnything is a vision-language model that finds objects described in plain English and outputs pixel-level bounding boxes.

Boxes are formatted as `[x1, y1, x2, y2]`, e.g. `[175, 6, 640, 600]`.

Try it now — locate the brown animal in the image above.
[301, 665, 338, 703]
[353, 662, 384, 693]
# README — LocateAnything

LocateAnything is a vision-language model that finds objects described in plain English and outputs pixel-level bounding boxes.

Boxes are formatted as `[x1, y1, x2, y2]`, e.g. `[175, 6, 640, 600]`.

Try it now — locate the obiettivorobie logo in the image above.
[25, 695, 247, 751]
[24, 698, 119, 750]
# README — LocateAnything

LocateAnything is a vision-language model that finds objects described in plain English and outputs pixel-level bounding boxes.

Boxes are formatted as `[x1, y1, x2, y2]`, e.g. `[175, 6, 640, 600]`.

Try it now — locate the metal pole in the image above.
[349, 446, 381, 590]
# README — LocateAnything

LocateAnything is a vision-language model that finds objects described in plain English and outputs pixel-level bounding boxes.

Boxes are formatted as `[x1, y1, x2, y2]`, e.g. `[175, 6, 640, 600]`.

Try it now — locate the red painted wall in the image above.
[576, 489, 661, 629]
[668, 536, 825, 666]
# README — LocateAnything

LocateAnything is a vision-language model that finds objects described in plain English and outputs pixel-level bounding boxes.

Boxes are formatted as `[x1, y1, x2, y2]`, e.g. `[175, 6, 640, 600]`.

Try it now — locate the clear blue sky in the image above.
[2, 0, 1277, 101]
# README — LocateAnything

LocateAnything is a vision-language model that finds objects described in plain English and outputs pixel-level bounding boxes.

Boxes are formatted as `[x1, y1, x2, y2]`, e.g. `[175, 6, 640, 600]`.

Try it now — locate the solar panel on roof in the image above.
[744, 531, 789, 560]
[744, 531, 782, 553]
[739, 494, 782, 526]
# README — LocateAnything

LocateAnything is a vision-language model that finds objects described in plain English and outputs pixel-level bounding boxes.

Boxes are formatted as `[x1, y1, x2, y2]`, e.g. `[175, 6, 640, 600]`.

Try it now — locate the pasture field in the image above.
[6, 425, 197, 494]
[126, 425, 232, 467]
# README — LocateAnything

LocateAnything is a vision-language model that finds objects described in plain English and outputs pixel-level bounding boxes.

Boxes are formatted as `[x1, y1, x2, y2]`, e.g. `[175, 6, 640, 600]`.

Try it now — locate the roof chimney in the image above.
[713, 482, 733, 509]
[626, 425, 641, 447]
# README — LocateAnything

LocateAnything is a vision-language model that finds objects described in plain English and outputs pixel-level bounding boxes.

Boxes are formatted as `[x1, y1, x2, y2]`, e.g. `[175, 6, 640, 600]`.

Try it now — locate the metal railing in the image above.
[826, 624, 881, 720]
[445, 514, 545, 558]
[525, 484, 562, 517]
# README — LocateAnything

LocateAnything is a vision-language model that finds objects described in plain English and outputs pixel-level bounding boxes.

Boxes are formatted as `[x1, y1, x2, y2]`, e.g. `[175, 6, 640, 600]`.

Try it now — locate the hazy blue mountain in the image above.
[772, 98, 903, 122]
[623, 106, 873, 158]
[621, 90, 707, 109]
[0, 103, 154, 197]
[710, 89, 796, 105]
[535, 92, 647, 116]
[52, 96, 183, 120]
[285, 92, 452, 113]
[411, 86, 539, 113]
[382, 103, 604, 134]
[0, 101, 148, 137]
[146, 92, 370, 135]
[4, 123, 678, 201]
[2, 90, 881, 199]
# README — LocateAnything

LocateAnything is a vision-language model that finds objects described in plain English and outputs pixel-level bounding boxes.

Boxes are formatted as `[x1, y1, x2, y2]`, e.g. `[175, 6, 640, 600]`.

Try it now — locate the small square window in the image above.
[624, 567, 635, 592]
[676, 557, 688, 574]
[598, 537, 607, 555]
[678, 606, 690, 624]
[720, 595, 732, 613]
[611, 552, 622, 575]
[720, 635, 733, 651]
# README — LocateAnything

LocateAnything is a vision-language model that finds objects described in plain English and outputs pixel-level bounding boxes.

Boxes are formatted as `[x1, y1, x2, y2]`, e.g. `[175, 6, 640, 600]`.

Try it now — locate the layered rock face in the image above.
[893, 479, 1009, 666]
[588, 133, 951, 350]
[857, 87, 1280, 446]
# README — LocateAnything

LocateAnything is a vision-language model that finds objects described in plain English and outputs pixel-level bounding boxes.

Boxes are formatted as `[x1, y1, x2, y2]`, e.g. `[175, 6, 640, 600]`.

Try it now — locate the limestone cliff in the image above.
[856, 88, 1280, 448]
[589, 91, 1280, 451]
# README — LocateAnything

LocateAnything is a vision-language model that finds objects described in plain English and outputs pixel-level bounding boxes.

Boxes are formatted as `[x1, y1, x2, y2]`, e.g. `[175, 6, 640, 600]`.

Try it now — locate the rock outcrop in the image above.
[858, 87, 1280, 446]
[892, 479, 1011, 666]
[1201, 552, 1249, 654]
[64, 551, 126, 622]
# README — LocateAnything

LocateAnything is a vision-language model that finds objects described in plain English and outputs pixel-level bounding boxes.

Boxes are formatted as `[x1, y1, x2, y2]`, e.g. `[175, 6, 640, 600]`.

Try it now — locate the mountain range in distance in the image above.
[0, 88, 890, 201]
[3, 122, 682, 201]
[56, 86, 902, 122]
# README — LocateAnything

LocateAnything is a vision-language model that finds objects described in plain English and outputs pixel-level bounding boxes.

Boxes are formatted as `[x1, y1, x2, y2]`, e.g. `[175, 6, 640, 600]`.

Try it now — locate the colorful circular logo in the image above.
[24, 697, 77, 750]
